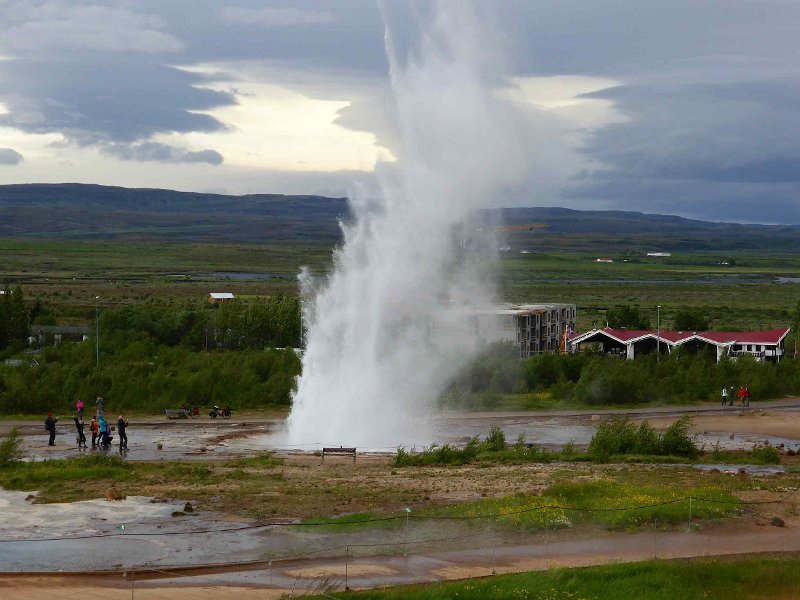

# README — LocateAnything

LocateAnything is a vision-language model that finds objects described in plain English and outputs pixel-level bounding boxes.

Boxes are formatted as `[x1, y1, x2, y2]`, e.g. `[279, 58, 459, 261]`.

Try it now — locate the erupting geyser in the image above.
[287, 3, 531, 448]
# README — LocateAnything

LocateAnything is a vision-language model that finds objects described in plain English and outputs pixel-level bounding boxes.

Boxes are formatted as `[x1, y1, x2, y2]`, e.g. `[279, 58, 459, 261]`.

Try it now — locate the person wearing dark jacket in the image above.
[45, 412, 58, 446]
[117, 415, 128, 449]
[73, 417, 87, 448]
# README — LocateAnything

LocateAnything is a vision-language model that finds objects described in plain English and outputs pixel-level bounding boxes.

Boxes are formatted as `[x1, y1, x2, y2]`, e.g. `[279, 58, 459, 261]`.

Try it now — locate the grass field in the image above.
[303, 556, 800, 599]
[2, 239, 797, 333]
[1, 449, 792, 524]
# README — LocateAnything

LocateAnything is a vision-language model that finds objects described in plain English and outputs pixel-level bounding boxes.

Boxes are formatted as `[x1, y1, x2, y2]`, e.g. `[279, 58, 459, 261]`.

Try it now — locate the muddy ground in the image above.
[2, 399, 800, 596]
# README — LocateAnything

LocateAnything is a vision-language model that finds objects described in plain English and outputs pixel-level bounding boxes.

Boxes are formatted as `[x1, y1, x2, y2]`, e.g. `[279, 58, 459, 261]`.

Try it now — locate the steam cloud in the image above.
[286, 3, 531, 448]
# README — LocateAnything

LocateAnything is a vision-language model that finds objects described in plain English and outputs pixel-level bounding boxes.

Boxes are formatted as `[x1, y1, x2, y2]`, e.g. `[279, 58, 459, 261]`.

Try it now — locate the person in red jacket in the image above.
[90, 416, 99, 448]
[737, 386, 746, 406]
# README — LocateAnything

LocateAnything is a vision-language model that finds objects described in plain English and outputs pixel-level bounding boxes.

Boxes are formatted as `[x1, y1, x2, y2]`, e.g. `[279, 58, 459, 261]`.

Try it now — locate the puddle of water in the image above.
[20, 422, 270, 462]
[0, 490, 183, 540]
[229, 418, 597, 453]
[695, 432, 800, 452]
[692, 463, 785, 475]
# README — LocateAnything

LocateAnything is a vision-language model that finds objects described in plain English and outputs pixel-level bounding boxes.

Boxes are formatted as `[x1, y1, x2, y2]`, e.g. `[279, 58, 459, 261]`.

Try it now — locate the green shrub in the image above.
[394, 439, 480, 467]
[588, 417, 637, 459]
[589, 416, 699, 462]
[481, 426, 507, 452]
[750, 442, 780, 465]
[0, 427, 24, 466]
[633, 422, 661, 455]
[660, 415, 699, 459]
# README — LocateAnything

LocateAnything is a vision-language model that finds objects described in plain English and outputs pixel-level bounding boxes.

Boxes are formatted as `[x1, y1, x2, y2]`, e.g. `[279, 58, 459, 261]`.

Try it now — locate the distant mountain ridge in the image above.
[2, 183, 799, 251]
[0, 183, 348, 243]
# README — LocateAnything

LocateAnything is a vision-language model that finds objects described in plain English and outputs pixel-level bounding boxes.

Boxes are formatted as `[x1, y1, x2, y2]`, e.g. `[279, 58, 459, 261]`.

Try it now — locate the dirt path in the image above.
[2, 515, 799, 599]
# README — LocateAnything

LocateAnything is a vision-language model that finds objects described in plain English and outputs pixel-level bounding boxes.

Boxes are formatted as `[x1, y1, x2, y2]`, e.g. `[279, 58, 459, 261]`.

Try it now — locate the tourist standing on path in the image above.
[73, 417, 87, 448]
[721, 387, 728, 405]
[98, 415, 108, 447]
[90, 416, 99, 448]
[95, 395, 105, 417]
[76, 398, 84, 419]
[738, 386, 746, 406]
[744, 387, 751, 407]
[117, 415, 128, 450]
[45, 412, 58, 446]
[728, 386, 735, 406]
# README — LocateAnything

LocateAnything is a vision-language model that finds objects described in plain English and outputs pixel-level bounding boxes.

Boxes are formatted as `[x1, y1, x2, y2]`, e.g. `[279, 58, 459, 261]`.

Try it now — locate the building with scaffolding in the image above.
[494, 303, 577, 358]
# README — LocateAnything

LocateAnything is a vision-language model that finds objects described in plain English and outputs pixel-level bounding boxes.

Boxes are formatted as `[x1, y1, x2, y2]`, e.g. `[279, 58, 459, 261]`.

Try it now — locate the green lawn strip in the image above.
[297, 479, 740, 534]
[304, 556, 800, 600]
[493, 393, 706, 412]
[0, 453, 284, 504]
[546, 480, 739, 529]
[297, 511, 407, 533]
[0, 454, 136, 502]
[422, 480, 738, 532]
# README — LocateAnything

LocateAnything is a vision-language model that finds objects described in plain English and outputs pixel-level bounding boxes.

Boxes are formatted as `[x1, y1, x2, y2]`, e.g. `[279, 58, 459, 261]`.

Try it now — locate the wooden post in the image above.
[345, 545, 350, 591]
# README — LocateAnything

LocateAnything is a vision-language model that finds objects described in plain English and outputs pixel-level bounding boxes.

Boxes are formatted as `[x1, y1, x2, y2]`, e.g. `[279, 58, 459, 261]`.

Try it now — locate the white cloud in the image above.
[220, 7, 335, 28]
[168, 62, 394, 172]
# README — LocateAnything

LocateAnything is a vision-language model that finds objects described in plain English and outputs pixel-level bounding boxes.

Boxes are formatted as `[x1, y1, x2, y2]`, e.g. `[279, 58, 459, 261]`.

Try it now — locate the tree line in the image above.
[446, 342, 800, 409]
[0, 291, 303, 414]
[0, 285, 30, 351]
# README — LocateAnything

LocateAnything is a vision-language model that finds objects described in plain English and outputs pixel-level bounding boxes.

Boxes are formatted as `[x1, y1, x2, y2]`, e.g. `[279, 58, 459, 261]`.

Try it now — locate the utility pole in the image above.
[95, 296, 100, 368]
[656, 305, 661, 363]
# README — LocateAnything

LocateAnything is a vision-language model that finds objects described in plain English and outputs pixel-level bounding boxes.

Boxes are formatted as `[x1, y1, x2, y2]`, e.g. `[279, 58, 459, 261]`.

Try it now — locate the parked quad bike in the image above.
[209, 407, 232, 419]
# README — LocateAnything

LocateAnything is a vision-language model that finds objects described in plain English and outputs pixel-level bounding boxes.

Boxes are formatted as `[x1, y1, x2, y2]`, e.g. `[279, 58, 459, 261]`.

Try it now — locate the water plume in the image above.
[286, 2, 530, 448]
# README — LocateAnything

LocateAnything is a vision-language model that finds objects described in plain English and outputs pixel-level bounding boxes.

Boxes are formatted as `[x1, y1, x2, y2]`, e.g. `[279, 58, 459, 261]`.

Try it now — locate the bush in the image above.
[446, 347, 800, 409]
[750, 442, 781, 465]
[394, 439, 480, 466]
[482, 426, 507, 452]
[0, 427, 24, 466]
[660, 415, 699, 459]
[588, 416, 699, 462]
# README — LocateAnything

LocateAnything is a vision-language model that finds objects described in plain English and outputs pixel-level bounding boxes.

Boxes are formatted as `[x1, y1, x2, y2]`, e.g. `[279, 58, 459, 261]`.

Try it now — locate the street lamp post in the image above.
[656, 305, 661, 363]
[95, 296, 100, 368]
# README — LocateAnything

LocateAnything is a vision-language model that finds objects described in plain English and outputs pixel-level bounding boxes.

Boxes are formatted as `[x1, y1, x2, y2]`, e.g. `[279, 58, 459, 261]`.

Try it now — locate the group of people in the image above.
[46, 395, 129, 451]
[721, 385, 752, 407]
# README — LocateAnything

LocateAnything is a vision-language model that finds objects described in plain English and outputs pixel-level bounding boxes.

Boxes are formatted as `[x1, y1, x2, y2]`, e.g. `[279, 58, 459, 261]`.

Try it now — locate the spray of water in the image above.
[286, 3, 531, 448]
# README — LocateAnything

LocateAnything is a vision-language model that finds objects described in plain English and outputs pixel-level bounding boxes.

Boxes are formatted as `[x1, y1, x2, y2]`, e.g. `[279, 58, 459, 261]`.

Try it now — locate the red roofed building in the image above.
[570, 327, 790, 363]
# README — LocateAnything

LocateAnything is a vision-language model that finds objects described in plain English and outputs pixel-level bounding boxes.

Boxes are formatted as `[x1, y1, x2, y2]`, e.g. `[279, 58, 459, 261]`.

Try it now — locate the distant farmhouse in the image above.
[30, 325, 92, 347]
[208, 292, 235, 305]
[646, 252, 671, 257]
[570, 327, 790, 363]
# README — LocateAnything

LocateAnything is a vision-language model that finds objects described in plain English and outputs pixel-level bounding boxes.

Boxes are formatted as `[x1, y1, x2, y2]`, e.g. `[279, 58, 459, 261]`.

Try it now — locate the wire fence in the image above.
[1, 484, 798, 598]
[2, 483, 797, 545]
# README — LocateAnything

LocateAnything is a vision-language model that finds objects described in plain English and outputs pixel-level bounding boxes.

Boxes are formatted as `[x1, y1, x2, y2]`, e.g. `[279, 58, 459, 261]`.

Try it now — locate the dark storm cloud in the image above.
[565, 79, 800, 222]
[103, 142, 223, 165]
[0, 148, 23, 165]
[139, 0, 386, 72]
[0, 59, 233, 144]
[497, 0, 800, 77]
[2, 0, 800, 221]
[179, 149, 224, 165]
[0, 1, 237, 164]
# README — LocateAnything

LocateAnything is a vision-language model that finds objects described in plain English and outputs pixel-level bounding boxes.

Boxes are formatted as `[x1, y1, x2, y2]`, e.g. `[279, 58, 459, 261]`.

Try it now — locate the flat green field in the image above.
[1, 239, 799, 331]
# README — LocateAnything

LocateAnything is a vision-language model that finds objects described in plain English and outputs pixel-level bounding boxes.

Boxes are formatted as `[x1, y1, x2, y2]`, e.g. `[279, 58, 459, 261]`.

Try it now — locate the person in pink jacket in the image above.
[76, 398, 85, 418]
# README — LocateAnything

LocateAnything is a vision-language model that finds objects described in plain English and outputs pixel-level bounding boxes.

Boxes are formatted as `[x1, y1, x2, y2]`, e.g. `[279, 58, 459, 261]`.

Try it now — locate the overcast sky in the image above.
[1, 1, 799, 223]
